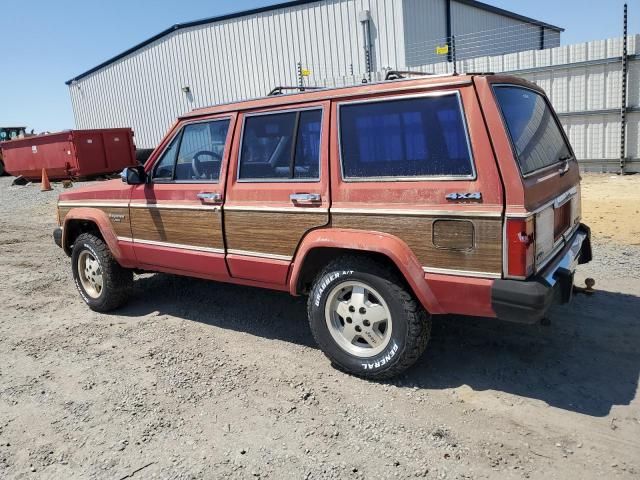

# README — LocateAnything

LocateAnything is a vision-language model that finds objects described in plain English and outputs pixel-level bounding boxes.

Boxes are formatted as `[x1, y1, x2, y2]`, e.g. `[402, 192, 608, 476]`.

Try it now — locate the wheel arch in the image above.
[62, 207, 123, 260]
[290, 229, 443, 314]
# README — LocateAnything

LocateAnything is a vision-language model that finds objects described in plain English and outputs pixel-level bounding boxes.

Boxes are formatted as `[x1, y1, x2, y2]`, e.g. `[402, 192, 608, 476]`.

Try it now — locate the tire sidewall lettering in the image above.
[314, 270, 354, 307]
[313, 269, 407, 373]
[361, 342, 399, 371]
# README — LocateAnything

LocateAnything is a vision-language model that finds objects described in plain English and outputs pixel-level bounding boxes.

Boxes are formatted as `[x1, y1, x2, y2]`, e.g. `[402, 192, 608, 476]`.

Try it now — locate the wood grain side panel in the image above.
[224, 210, 328, 257]
[58, 206, 132, 238]
[130, 208, 223, 249]
[331, 214, 502, 273]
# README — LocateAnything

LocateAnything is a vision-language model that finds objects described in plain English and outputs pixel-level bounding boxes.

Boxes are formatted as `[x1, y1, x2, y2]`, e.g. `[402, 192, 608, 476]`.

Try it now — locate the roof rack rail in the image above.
[268, 85, 323, 96]
[384, 70, 435, 81]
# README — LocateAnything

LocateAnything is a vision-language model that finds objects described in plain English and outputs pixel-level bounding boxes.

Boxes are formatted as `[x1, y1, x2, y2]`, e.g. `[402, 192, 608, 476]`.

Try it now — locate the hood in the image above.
[58, 179, 131, 202]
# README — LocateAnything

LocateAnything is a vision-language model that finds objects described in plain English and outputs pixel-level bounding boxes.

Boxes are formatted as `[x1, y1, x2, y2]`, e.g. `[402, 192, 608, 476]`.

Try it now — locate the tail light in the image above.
[506, 187, 582, 278]
[506, 217, 535, 277]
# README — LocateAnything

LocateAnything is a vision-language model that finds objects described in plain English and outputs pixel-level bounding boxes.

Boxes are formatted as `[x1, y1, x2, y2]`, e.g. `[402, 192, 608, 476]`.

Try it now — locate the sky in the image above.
[1, 0, 635, 133]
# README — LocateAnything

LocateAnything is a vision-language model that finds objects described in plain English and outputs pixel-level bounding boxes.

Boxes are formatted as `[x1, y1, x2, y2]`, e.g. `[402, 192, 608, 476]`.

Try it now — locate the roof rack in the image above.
[268, 85, 323, 96]
[384, 70, 435, 81]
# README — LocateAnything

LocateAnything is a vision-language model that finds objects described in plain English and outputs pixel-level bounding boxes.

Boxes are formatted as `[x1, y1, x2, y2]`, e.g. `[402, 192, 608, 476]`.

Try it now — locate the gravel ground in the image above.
[0, 175, 639, 480]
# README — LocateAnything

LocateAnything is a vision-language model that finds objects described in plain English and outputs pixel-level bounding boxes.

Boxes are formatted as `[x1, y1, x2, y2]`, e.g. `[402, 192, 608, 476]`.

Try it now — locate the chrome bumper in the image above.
[541, 228, 589, 288]
[491, 224, 592, 324]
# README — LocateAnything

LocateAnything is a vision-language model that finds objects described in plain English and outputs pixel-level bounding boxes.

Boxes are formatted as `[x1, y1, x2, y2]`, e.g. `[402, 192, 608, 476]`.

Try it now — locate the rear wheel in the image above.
[71, 233, 132, 312]
[308, 256, 431, 379]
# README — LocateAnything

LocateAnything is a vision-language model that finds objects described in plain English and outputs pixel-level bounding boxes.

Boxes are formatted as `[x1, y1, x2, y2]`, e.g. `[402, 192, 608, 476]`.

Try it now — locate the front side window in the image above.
[339, 94, 474, 179]
[152, 119, 230, 182]
[493, 86, 571, 176]
[239, 109, 322, 181]
[153, 135, 180, 180]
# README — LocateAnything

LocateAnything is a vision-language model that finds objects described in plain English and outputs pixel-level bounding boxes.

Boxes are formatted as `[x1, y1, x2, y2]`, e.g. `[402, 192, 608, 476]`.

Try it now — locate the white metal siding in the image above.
[452, 1, 526, 34]
[402, 0, 447, 67]
[70, 0, 407, 148]
[543, 28, 561, 50]
[451, 1, 559, 59]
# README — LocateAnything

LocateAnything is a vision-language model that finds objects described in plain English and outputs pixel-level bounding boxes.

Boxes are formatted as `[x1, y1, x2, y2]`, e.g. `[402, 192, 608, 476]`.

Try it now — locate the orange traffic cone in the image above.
[41, 168, 52, 192]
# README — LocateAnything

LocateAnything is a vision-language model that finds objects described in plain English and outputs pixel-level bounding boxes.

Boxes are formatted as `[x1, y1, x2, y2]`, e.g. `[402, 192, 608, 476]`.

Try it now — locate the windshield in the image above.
[493, 86, 571, 176]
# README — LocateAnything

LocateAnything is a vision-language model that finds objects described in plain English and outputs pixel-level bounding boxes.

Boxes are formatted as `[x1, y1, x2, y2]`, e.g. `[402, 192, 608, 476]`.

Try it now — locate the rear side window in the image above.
[493, 86, 571, 176]
[239, 109, 322, 181]
[339, 94, 474, 179]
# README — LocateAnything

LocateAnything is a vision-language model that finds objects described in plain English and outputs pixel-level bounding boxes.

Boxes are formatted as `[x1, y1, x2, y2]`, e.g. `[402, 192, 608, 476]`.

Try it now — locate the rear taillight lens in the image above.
[506, 217, 535, 277]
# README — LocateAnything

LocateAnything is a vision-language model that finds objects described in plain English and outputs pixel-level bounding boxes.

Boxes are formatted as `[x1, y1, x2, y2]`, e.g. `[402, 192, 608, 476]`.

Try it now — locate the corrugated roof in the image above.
[65, 0, 563, 85]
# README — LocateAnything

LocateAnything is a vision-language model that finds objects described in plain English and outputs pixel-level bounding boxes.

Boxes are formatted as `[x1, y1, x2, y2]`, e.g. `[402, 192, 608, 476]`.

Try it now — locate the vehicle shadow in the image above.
[118, 273, 639, 417]
[405, 289, 640, 417]
[118, 273, 316, 348]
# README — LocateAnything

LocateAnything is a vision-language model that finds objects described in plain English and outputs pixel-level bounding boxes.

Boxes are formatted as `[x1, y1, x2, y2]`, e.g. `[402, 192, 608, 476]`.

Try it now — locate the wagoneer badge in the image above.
[109, 213, 126, 223]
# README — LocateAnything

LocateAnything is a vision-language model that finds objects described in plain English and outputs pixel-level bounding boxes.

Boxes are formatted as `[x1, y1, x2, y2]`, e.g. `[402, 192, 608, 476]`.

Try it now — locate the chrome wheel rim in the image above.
[77, 250, 103, 299]
[325, 281, 392, 358]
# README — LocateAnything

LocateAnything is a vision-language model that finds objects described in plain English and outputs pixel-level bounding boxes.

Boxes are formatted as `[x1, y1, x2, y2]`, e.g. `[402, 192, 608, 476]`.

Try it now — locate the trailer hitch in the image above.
[573, 277, 596, 295]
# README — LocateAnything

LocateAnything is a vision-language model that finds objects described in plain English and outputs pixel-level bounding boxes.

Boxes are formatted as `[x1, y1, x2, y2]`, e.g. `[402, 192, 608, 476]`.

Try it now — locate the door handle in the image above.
[197, 192, 222, 204]
[290, 193, 321, 203]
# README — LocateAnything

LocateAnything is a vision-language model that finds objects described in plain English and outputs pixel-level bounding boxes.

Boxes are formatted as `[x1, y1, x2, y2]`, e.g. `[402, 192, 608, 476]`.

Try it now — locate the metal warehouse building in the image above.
[67, 0, 562, 148]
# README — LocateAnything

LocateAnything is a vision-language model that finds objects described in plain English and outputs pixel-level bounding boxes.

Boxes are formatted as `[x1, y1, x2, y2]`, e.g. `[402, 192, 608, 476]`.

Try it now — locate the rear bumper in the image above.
[491, 224, 592, 324]
[53, 227, 63, 248]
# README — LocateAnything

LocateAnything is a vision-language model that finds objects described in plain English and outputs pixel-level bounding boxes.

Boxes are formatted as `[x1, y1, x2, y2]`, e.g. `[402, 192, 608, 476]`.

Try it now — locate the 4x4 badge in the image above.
[445, 192, 482, 201]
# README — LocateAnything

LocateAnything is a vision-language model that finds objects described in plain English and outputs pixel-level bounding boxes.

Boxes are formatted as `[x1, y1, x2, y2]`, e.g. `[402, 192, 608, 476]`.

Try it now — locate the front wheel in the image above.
[71, 233, 132, 312]
[308, 257, 431, 379]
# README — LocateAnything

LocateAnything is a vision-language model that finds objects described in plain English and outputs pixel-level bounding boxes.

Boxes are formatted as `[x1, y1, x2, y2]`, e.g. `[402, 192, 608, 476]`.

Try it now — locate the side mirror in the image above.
[121, 165, 147, 185]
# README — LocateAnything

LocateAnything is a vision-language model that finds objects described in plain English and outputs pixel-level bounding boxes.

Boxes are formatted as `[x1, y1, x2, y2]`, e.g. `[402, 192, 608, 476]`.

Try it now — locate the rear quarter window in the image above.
[339, 94, 474, 180]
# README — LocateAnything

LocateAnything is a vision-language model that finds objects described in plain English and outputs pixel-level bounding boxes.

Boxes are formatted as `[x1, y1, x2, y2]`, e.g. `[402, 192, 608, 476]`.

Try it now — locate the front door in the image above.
[223, 102, 330, 286]
[130, 114, 236, 279]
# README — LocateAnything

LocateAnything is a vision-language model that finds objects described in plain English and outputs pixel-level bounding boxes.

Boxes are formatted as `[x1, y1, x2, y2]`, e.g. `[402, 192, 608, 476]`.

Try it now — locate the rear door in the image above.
[223, 101, 330, 286]
[330, 86, 504, 280]
[129, 114, 236, 279]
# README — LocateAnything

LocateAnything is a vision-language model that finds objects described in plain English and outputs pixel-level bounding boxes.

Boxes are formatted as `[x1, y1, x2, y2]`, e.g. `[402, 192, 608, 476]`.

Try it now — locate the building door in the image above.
[129, 114, 236, 279]
[223, 102, 330, 286]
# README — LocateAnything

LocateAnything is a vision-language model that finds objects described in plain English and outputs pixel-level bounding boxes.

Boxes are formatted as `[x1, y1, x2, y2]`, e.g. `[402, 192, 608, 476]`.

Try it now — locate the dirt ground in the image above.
[0, 173, 639, 480]
[581, 174, 640, 246]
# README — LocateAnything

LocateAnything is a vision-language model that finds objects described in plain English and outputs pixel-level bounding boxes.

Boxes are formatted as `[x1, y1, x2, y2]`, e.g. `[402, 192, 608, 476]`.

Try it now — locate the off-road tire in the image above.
[307, 256, 431, 379]
[0, 159, 5, 176]
[71, 233, 132, 312]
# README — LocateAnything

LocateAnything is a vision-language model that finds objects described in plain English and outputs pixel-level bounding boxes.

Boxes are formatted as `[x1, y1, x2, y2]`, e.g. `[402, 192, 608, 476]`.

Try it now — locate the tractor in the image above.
[0, 126, 29, 175]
